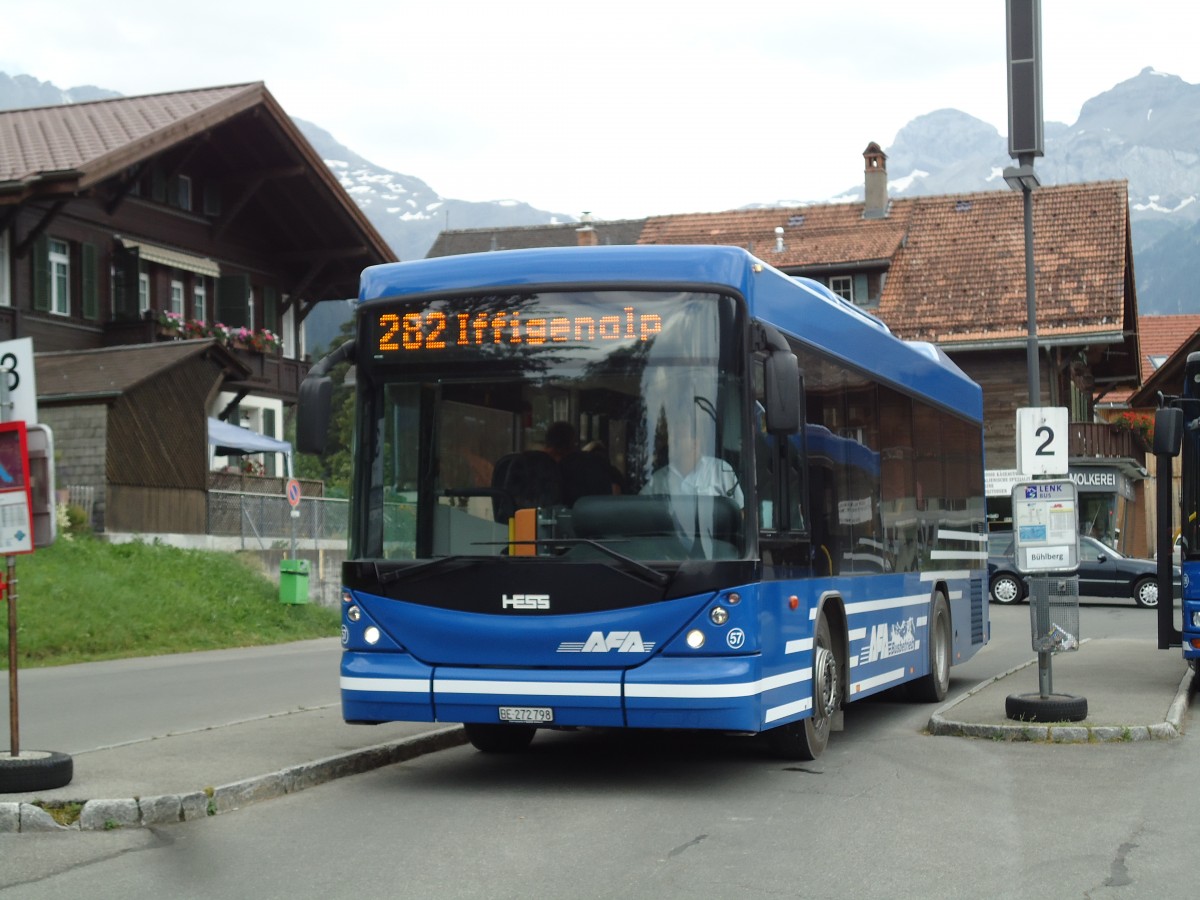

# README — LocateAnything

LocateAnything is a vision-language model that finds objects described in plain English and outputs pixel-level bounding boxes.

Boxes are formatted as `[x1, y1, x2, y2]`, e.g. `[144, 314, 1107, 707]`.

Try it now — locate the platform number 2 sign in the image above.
[1017, 407, 1069, 476]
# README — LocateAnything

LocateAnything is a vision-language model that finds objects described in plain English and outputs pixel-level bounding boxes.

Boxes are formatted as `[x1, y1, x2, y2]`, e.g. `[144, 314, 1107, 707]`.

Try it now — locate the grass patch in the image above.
[3, 537, 339, 668]
[35, 801, 84, 826]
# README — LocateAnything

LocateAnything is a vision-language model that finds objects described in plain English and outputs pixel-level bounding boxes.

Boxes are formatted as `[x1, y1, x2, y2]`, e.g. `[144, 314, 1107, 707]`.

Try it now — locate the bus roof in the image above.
[358, 245, 981, 422]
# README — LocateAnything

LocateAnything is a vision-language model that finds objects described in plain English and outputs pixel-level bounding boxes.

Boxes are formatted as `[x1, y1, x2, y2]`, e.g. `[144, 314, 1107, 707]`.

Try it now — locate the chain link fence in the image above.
[207, 490, 348, 549]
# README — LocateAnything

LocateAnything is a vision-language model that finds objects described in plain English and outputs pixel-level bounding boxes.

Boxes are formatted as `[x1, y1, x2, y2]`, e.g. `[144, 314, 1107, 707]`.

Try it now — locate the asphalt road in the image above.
[2, 603, 1192, 898]
[10, 638, 342, 755]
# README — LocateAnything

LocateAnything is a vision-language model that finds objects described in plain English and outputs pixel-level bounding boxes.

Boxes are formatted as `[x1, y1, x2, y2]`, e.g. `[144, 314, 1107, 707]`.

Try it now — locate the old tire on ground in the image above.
[990, 574, 1024, 605]
[1133, 577, 1159, 609]
[463, 723, 537, 753]
[767, 613, 842, 761]
[1005, 692, 1088, 723]
[0, 750, 73, 793]
[907, 592, 951, 703]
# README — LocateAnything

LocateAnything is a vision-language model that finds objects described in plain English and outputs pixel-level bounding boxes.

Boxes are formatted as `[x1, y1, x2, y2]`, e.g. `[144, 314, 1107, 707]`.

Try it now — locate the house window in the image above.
[829, 275, 853, 302]
[138, 268, 150, 315]
[170, 279, 185, 316]
[49, 239, 70, 316]
[176, 175, 192, 211]
[0, 229, 10, 307]
[203, 183, 222, 217]
[193, 277, 207, 321]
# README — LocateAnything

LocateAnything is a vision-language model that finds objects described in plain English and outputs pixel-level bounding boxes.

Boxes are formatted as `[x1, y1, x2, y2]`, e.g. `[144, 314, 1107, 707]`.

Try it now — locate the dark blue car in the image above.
[988, 532, 1179, 609]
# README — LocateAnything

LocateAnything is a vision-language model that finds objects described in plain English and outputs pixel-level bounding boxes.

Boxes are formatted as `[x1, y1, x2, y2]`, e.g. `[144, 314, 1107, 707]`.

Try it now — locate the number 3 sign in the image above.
[1016, 407, 1069, 476]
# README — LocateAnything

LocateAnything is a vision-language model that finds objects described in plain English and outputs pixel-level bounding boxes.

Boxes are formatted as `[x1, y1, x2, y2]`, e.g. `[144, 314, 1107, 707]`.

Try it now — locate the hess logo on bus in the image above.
[502, 593, 550, 610]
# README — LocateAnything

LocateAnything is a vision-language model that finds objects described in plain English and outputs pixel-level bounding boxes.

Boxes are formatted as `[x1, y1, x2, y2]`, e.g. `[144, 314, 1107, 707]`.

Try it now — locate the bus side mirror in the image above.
[765, 350, 800, 435]
[296, 375, 333, 455]
[1153, 407, 1184, 457]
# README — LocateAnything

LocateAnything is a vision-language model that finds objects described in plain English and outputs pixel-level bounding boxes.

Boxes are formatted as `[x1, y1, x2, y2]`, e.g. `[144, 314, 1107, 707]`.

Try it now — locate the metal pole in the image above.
[1023, 174, 1040, 405]
[6, 556, 16, 757]
[1018, 162, 1053, 699]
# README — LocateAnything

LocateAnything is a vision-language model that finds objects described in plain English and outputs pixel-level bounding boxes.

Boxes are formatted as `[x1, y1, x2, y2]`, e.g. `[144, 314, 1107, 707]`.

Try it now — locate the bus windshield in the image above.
[357, 289, 748, 564]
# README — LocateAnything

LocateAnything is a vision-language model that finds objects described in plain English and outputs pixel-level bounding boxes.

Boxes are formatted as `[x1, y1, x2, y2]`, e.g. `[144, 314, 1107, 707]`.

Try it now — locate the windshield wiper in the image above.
[374, 556, 473, 586]
[502, 538, 671, 588]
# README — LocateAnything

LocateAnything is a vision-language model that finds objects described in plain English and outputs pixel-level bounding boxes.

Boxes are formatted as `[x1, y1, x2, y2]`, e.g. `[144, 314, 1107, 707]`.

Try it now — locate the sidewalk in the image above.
[2, 638, 1194, 833]
[931, 638, 1196, 742]
[1, 708, 466, 833]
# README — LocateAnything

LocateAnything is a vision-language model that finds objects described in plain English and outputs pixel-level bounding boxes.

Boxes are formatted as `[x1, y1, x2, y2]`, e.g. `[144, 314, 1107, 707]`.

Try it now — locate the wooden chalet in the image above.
[0, 82, 395, 533]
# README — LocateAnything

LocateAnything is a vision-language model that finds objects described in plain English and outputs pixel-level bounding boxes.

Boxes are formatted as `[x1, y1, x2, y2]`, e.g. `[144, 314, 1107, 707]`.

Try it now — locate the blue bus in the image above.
[297, 245, 988, 759]
[1154, 352, 1200, 664]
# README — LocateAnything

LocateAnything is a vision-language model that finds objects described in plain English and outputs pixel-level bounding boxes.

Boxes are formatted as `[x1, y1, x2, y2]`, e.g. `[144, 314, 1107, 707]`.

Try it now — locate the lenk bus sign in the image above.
[1011, 479, 1079, 574]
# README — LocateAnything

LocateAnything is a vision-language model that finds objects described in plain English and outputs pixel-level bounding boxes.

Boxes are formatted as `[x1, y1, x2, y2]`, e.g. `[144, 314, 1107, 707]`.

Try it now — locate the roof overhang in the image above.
[929, 330, 1128, 353]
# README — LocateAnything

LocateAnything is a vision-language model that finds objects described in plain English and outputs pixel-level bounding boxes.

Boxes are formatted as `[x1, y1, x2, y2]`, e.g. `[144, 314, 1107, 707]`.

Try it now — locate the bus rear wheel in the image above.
[767, 614, 841, 760]
[463, 723, 537, 753]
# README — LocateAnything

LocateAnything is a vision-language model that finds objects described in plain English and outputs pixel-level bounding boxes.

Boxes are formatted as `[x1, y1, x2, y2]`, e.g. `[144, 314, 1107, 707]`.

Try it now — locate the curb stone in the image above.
[929, 664, 1195, 744]
[0, 725, 467, 834]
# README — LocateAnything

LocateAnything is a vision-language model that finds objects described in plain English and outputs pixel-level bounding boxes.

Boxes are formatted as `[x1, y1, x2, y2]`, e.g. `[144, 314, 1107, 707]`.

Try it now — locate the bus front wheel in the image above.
[766, 614, 842, 761]
[464, 723, 537, 753]
[907, 592, 951, 703]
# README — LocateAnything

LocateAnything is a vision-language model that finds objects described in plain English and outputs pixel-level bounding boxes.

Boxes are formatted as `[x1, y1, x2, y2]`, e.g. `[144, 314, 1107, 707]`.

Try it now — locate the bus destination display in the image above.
[374, 301, 664, 356]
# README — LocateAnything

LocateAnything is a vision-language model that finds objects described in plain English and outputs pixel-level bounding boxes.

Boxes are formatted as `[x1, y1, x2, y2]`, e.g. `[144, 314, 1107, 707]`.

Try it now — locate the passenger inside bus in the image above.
[543, 421, 620, 506]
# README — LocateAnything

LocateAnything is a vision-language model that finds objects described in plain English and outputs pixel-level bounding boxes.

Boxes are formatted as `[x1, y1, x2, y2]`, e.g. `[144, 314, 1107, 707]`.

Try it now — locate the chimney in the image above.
[863, 142, 888, 219]
[576, 211, 598, 246]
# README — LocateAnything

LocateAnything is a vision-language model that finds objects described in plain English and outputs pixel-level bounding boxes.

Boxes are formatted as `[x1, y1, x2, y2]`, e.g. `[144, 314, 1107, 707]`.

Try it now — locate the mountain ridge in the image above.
[2, 68, 1196, 319]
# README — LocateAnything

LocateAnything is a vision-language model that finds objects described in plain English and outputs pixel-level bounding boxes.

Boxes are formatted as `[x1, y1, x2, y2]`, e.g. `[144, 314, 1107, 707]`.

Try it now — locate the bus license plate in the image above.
[498, 706, 553, 723]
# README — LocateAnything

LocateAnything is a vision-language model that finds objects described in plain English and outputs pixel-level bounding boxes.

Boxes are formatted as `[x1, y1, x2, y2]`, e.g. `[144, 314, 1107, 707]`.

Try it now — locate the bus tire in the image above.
[0, 750, 73, 793]
[766, 614, 841, 761]
[907, 592, 951, 703]
[463, 723, 537, 753]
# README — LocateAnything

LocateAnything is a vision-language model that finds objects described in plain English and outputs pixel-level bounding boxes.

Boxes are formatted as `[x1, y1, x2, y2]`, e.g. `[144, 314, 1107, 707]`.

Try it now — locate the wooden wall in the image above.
[107, 485, 206, 534]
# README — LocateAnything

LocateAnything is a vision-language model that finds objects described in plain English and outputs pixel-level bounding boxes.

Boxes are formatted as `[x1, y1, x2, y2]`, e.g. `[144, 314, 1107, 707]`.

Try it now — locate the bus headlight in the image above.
[347, 605, 362, 623]
[1192, 611, 1200, 628]
[710, 606, 729, 626]
[686, 629, 705, 649]
[364, 626, 381, 645]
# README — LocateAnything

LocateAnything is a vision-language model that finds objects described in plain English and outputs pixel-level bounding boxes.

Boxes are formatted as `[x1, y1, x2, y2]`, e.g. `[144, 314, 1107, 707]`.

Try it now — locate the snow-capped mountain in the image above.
[3, 68, 1198, 314]
[292, 119, 570, 263]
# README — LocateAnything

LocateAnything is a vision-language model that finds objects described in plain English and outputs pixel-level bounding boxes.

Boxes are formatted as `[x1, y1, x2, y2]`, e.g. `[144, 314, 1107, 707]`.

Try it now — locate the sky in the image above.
[3, 1, 1199, 220]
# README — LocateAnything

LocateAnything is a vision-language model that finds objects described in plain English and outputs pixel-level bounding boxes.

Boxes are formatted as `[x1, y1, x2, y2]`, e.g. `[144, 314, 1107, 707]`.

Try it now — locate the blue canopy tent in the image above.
[207, 417, 293, 476]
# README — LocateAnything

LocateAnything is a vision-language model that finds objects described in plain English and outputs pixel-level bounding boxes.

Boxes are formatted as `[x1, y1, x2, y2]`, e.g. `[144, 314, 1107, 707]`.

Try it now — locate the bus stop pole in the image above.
[0, 371, 17, 756]
[1017, 166, 1054, 699]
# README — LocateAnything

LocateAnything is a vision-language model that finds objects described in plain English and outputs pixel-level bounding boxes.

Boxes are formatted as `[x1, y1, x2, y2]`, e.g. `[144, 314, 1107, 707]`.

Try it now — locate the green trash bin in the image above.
[279, 558, 310, 604]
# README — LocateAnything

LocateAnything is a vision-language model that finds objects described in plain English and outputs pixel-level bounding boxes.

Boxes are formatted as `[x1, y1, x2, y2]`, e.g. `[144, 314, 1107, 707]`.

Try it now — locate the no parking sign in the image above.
[286, 478, 302, 508]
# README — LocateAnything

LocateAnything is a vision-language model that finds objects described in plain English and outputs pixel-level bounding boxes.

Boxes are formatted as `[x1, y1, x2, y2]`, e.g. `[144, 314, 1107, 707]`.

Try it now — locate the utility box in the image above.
[279, 558, 310, 604]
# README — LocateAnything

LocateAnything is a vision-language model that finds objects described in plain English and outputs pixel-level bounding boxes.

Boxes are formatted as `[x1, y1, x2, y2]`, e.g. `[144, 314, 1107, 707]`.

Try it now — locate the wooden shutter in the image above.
[112, 244, 141, 320]
[32, 235, 50, 311]
[263, 285, 279, 333]
[151, 168, 166, 203]
[81, 242, 99, 320]
[217, 274, 250, 328]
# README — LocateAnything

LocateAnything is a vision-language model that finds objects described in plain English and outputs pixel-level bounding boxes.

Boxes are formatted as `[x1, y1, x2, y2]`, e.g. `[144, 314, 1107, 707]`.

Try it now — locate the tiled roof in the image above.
[637, 181, 1132, 347]
[1136, 315, 1200, 382]
[880, 181, 1130, 344]
[639, 204, 912, 267]
[428, 219, 647, 257]
[1113, 315, 1200, 406]
[0, 84, 262, 190]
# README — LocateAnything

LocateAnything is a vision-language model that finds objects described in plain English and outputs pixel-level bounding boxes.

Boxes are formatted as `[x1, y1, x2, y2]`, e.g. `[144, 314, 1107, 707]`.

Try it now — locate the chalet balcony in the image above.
[1068, 421, 1144, 460]
[104, 317, 311, 399]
